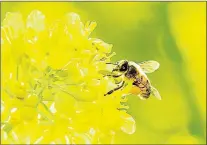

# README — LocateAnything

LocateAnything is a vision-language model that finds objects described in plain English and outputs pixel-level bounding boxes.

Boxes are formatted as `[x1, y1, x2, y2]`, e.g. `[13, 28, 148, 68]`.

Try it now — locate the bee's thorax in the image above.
[125, 65, 138, 79]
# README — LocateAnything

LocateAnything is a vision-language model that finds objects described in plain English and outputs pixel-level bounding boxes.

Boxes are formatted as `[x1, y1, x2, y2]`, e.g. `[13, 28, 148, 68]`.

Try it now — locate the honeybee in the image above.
[104, 60, 161, 100]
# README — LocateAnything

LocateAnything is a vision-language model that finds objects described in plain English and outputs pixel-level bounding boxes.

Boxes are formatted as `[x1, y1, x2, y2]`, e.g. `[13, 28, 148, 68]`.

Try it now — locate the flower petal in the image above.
[90, 38, 113, 53]
[72, 133, 92, 144]
[2, 12, 24, 39]
[27, 10, 45, 32]
[85, 21, 97, 37]
[120, 112, 136, 134]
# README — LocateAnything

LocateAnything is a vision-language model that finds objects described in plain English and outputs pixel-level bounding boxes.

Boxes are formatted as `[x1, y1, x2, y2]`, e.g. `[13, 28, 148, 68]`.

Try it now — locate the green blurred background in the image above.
[1, 2, 206, 144]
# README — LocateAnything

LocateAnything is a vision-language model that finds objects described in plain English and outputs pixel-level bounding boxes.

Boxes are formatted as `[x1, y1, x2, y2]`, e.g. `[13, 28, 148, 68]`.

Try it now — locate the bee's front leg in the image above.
[104, 81, 125, 96]
[103, 74, 122, 78]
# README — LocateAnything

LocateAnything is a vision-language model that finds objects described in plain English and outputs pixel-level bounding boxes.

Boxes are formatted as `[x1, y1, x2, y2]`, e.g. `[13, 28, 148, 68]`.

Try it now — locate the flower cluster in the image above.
[1, 10, 135, 144]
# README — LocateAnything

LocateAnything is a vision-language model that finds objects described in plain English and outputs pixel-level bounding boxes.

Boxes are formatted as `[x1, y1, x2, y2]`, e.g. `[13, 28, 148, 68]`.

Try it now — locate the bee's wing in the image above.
[151, 86, 162, 100]
[138, 60, 160, 73]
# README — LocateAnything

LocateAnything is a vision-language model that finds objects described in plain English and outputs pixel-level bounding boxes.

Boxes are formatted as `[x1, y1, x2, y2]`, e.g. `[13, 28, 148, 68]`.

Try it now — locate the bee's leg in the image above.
[104, 81, 125, 96]
[115, 79, 122, 84]
[103, 74, 122, 78]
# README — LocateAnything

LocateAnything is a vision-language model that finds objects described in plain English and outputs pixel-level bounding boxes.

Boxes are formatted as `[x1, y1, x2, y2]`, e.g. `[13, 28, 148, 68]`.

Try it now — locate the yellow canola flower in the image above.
[168, 2, 206, 119]
[1, 10, 135, 144]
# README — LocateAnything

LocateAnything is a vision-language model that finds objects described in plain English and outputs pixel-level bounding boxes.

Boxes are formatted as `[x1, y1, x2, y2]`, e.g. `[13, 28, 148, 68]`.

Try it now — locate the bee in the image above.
[104, 60, 161, 100]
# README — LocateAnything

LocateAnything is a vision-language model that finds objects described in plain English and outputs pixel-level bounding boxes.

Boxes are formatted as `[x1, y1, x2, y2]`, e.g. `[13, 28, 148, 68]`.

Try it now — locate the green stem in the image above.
[16, 65, 19, 81]
[34, 83, 37, 90]
[40, 102, 53, 116]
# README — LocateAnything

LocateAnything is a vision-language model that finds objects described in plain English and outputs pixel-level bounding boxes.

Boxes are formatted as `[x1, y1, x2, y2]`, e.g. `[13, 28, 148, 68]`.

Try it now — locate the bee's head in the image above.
[113, 60, 129, 73]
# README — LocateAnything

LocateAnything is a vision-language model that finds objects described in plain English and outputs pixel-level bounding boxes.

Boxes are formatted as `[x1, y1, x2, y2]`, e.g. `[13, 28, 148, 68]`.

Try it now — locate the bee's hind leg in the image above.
[104, 81, 125, 96]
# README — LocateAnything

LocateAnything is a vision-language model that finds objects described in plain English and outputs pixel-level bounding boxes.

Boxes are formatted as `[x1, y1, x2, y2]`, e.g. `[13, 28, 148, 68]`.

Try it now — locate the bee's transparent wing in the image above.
[151, 86, 162, 100]
[138, 60, 160, 73]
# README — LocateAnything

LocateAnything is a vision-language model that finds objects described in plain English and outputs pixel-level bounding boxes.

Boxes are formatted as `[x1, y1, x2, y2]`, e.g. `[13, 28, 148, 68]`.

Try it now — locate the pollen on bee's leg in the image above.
[130, 86, 141, 95]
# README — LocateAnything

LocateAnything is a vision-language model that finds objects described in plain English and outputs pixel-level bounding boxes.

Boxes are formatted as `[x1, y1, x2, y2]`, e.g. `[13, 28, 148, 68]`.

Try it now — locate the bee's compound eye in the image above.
[120, 61, 128, 71]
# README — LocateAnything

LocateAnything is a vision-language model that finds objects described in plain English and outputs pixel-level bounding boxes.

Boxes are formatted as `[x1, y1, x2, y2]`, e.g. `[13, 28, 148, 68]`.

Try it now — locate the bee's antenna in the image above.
[106, 62, 118, 65]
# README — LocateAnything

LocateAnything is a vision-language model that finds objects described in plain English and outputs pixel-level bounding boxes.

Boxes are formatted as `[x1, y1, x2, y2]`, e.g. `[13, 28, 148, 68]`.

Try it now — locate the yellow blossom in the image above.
[1, 10, 135, 144]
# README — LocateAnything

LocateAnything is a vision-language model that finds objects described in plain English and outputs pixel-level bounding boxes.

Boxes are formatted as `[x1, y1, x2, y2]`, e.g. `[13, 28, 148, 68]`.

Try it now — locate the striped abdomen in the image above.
[132, 76, 151, 99]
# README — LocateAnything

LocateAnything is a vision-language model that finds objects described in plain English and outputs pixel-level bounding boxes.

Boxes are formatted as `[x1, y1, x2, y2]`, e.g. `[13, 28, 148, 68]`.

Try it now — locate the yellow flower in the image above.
[1, 10, 135, 144]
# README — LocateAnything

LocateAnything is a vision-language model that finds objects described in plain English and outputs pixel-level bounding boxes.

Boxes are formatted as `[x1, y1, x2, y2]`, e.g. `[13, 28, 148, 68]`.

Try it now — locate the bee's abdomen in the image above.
[140, 87, 151, 98]
[132, 76, 151, 99]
